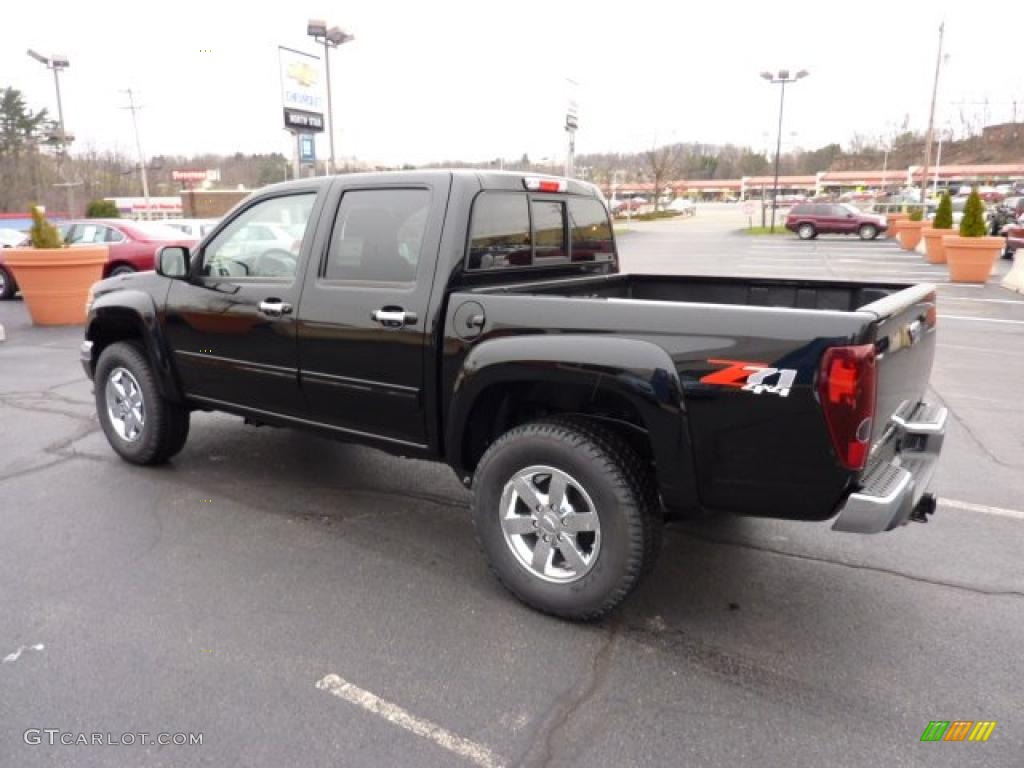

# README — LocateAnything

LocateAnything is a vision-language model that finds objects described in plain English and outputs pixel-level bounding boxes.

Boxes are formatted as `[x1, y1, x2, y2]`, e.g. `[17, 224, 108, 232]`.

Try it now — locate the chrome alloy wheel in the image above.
[105, 367, 145, 442]
[499, 465, 601, 583]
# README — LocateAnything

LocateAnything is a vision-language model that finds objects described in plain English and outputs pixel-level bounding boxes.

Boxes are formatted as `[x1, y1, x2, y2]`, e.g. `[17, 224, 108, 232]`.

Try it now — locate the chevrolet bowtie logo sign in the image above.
[287, 61, 319, 88]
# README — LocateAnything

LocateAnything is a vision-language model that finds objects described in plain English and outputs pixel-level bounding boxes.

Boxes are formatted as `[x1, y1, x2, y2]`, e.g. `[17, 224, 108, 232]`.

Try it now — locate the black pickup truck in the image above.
[82, 170, 947, 619]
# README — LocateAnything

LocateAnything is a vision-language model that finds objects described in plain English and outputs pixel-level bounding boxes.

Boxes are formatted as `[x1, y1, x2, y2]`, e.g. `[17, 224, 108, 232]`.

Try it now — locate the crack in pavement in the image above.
[0, 385, 100, 484]
[678, 528, 1024, 599]
[515, 618, 621, 768]
[928, 382, 1021, 469]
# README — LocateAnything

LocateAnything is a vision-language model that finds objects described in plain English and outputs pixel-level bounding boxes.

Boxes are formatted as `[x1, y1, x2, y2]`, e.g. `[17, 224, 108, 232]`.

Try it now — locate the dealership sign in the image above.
[283, 108, 324, 133]
[172, 169, 209, 182]
[279, 46, 325, 131]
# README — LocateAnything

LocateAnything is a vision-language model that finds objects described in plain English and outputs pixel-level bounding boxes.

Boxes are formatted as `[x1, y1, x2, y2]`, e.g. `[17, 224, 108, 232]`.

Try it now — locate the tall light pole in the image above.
[760, 68, 809, 232]
[120, 89, 151, 218]
[565, 77, 579, 178]
[307, 19, 354, 175]
[27, 49, 74, 216]
[920, 23, 945, 205]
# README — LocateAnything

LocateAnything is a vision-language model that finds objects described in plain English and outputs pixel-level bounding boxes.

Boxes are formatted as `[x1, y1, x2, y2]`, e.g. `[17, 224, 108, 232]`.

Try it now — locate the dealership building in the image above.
[605, 163, 1024, 201]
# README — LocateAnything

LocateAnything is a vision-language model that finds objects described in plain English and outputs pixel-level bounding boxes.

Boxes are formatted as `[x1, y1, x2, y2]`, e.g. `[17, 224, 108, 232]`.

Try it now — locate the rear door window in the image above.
[324, 188, 431, 283]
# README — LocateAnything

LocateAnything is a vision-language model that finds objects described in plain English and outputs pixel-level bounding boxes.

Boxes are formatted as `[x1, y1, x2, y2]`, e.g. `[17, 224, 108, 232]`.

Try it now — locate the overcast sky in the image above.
[3, 0, 1022, 169]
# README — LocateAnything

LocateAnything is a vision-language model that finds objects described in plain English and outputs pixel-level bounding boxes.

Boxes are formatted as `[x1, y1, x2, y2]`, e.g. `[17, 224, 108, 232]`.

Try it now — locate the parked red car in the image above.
[61, 219, 198, 276]
[785, 202, 888, 240]
[0, 219, 196, 300]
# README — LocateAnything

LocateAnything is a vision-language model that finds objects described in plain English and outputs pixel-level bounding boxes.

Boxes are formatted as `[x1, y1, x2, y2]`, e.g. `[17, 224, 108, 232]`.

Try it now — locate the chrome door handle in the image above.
[258, 299, 292, 318]
[372, 308, 417, 328]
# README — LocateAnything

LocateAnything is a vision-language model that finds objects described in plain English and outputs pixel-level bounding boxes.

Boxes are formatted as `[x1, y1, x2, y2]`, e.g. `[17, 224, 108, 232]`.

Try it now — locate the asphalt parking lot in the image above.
[2, 205, 1022, 767]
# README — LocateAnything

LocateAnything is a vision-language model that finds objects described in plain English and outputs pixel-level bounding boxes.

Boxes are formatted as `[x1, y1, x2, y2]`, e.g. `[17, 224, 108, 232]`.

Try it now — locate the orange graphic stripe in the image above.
[944, 721, 973, 742]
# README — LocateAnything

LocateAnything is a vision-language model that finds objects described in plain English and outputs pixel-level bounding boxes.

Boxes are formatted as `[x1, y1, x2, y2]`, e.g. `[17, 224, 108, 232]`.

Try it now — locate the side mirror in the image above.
[156, 245, 190, 278]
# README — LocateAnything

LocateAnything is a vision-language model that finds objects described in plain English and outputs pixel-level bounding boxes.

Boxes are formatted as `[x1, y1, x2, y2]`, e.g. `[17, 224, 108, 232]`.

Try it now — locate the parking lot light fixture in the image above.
[27, 48, 74, 215]
[307, 18, 354, 176]
[760, 68, 810, 232]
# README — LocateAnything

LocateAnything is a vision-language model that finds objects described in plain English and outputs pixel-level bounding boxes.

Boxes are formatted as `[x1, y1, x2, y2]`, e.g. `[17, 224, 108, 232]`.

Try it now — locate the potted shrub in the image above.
[921, 192, 953, 264]
[3, 206, 107, 325]
[943, 190, 1004, 283]
[897, 206, 926, 251]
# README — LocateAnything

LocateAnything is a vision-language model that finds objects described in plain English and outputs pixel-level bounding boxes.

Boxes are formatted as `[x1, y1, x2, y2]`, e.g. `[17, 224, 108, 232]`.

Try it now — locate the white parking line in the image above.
[940, 498, 1024, 521]
[941, 296, 1024, 305]
[938, 315, 1024, 326]
[938, 343, 1024, 357]
[315, 674, 505, 768]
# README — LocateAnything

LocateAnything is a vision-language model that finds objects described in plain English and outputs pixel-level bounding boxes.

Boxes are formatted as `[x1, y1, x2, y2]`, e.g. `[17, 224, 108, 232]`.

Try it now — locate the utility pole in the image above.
[920, 22, 945, 205]
[121, 89, 151, 218]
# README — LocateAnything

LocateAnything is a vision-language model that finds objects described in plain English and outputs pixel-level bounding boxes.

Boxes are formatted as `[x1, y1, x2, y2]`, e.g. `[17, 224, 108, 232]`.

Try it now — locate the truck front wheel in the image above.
[94, 341, 190, 465]
[472, 418, 661, 620]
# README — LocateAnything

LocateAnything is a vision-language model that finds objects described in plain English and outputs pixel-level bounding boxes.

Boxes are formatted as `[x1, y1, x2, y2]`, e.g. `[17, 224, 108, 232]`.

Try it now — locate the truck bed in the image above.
[454, 271, 937, 522]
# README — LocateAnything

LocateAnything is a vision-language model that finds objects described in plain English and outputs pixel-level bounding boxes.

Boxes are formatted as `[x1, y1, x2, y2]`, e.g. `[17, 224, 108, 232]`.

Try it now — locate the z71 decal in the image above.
[700, 359, 798, 398]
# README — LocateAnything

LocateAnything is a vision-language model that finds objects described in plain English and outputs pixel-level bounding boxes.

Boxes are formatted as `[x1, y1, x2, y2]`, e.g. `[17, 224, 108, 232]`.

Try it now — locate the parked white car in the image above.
[164, 218, 219, 240]
[667, 198, 696, 216]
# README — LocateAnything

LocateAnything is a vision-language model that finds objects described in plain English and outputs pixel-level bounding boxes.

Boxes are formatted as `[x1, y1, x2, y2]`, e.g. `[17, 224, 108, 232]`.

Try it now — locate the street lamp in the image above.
[760, 68, 809, 232]
[27, 49, 75, 215]
[307, 19, 354, 175]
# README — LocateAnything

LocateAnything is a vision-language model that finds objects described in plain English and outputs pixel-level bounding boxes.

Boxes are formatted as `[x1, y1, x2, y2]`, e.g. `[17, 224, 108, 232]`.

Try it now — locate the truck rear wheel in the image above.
[472, 418, 661, 621]
[94, 341, 190, 465]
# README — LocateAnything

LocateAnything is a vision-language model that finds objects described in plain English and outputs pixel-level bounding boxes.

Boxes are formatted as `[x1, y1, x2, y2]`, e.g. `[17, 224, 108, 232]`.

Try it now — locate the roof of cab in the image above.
[259, 169, 602, 199]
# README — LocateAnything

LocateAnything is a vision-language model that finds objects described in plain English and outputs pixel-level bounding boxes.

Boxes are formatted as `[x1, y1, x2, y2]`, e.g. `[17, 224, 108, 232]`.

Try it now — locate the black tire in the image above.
[94, 341, 190, 465]
[797, 223, 817, 240]
[109, 265, 136, 277]
[0, 265, 17, 300]
[472, 418, 662, 621]
[858, 224, 879, 240]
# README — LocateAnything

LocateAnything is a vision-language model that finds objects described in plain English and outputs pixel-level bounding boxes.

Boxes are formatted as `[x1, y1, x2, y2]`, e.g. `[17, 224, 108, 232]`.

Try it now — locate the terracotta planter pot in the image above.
[3, 246, 107, 325]
[897, 220, 926, 251]
[942, 235, 1003, 283]
[920, 227, 951, 264]
[886, 214, 910, 238]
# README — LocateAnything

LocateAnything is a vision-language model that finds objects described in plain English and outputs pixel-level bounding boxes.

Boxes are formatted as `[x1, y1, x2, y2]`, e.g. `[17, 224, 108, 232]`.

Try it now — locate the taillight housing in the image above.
[818, 344, 877, 471]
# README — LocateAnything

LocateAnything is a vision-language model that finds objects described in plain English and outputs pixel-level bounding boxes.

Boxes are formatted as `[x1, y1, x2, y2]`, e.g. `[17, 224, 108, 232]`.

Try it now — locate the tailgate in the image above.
[860, 283, 938, 454]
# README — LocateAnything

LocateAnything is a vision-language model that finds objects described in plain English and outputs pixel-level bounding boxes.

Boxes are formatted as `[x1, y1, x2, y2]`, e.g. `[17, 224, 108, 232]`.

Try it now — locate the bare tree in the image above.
[644, 143, 680, 210]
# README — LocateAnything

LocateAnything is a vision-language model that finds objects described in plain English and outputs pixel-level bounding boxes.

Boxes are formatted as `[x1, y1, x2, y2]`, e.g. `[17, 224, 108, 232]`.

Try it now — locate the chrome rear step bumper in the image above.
[832, 401, 947, 534]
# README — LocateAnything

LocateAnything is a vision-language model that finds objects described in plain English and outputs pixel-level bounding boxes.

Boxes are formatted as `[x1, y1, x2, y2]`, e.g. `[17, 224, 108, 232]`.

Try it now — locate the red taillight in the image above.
[523, 177, 567, 193]
[818, 344, 877, 471]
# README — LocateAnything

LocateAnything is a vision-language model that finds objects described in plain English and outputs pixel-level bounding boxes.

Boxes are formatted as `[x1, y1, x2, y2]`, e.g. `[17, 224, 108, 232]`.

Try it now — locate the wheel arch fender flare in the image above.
[86, 290, 182, 401]
[446, 334, 699, 512]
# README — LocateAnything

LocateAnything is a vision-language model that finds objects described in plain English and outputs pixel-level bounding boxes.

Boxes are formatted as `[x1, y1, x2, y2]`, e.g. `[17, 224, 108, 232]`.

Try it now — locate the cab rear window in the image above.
[467, 192, 613, 271]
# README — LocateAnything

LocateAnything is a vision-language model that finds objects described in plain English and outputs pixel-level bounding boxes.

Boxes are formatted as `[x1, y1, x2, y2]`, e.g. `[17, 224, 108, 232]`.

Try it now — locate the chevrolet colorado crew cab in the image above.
[82, 171, 947, 620]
